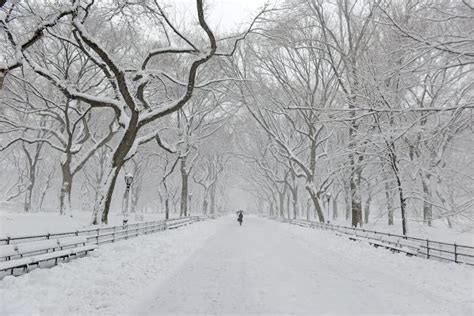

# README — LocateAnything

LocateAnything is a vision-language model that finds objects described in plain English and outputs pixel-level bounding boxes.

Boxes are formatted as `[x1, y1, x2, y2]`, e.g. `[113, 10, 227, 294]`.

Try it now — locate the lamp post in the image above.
[326, 193, 331, 223]
[122, 173, 133, 225]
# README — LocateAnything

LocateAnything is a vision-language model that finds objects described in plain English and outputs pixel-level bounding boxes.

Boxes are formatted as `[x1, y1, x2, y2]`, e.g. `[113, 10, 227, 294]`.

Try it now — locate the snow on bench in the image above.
[166, 218, 193, 229]
[0, 235, 97, 275]
[348, 235, 418, 256]
[0, 244, 17, 258]
[16, 239, 58, 254]
[58, 236, 88, 248]
[0, 257, 35, 272]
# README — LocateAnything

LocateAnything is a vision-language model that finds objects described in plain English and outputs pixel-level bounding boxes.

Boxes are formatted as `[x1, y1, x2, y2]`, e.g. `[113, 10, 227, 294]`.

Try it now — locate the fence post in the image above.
[46, 233, 50, 240]
[6, 236, 10, 245]
[96, 228, 100, 245]
[454, 243, 458, 263]
[75, 230, 79, 236]
[136, 223, 139, 237]
[112, 226, 116, 242]
[426, 239, 430, 259]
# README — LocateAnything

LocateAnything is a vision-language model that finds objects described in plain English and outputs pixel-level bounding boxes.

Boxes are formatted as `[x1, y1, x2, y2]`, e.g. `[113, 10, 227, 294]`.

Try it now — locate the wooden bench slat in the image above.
[0, 245, 17, 258]
[58, 236, 88, 247]
[15, 240, 58, 254]
[70, 244, 97, 254]
[1, 236, 97, 273]
[32, 249, 72, 262]
[349, 235, 417, 255]
[0, 257, 34, 271]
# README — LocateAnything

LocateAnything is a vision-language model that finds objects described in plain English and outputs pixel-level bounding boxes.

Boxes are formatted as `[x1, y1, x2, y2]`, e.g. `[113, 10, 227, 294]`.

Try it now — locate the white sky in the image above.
[169, 0, 275, 33]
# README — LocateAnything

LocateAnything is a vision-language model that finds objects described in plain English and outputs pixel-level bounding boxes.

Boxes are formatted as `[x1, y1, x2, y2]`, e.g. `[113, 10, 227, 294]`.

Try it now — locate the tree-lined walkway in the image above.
[134, 216, 472, 315]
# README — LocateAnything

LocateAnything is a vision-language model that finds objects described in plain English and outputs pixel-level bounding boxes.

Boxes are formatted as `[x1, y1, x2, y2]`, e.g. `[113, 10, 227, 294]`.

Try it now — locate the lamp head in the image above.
[125, 173, 134, 185]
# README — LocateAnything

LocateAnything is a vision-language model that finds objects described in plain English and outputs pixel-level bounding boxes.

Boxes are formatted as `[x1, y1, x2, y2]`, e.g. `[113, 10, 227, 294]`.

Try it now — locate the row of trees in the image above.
[1, 0, 472, 235]
[0, 0, 260, 224]
[231, 0, 473, 234]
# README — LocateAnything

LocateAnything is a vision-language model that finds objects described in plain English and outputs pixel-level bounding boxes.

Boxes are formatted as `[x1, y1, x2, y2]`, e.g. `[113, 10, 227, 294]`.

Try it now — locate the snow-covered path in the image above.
[136, 216, 473, 315]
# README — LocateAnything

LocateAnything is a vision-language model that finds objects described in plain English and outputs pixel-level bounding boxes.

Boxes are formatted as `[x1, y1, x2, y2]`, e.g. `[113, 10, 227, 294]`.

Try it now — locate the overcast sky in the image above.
[167, 0, 276, 33]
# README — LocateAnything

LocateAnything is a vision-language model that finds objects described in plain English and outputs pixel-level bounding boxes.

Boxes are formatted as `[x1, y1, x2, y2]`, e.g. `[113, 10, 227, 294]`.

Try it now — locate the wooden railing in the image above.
[273, 217, 474, 266]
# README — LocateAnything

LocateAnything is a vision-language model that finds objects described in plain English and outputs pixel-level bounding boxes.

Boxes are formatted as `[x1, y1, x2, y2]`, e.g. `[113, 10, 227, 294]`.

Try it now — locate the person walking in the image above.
[237, 211, 244, 226]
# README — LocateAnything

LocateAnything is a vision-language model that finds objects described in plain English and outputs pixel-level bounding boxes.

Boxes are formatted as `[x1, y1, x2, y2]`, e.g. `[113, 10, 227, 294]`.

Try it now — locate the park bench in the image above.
[0, 236, 97, 275]
[347, 234, 418, 256]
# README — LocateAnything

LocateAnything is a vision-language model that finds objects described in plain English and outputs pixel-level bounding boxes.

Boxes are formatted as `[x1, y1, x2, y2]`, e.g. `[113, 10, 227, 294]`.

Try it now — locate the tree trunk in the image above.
[306, 199, 311, 221]
[94, 115, 139, 224]
[59, 161, 73, 217]
[278, 191, 285, 218]
[22, 142, 42, 213]
[24, 183, 33, 213]
[344, 180, 351, 221]
[435, 179, 452, 228]
[202, 198, 208, 215]
[292, 189, 298, 220]
[286, 192, 291, 219]
[350, 167, 363, 227]
[332, 195, 338, 220]
[306, 183, 325, 223]
[165, 198, 170, 220]
[364, 193, 372, 224]
[290, 175, 298, 219]
[38, 166, 55, 211]
[93, 165, 122, 225]
[396, 173, 407, 235]
[421, 173, 432, 226]
[188, 193, 192, 216]
[130, 182, 141, 214]
[180, 157, 188, 217]
[210, 182, 216, 215]
[390, 150, 407, 235]
[385, 180, 394, 225]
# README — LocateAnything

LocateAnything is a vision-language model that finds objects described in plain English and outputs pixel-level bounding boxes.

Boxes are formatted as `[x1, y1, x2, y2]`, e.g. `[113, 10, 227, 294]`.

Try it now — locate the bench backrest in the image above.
[0, 244, 17, 258]
[398, 238, 421, 249]
[58, 236, 88, 248]
[16, 239, 58, 254]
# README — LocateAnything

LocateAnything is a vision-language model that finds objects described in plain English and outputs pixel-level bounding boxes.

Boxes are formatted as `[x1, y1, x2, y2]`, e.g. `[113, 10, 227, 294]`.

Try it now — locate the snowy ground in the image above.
[1, 216, 473, 315]
[135, 216, 473, 315]
[0, 209, 180, 238]
[0, 219, 220, 315]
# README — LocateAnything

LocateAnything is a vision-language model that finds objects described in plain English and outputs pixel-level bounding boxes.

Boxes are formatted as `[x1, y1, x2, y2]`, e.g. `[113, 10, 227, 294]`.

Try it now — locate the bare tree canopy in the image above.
[0, 0, 472, 233]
